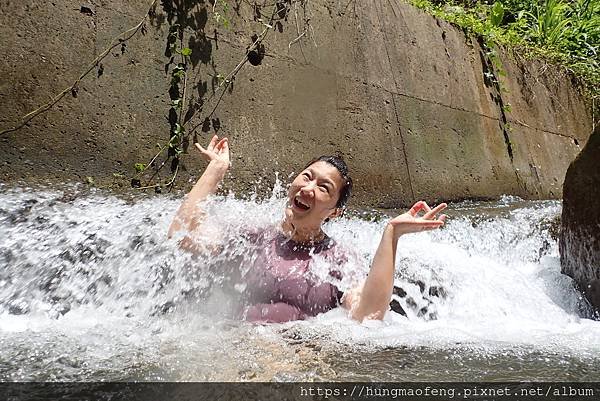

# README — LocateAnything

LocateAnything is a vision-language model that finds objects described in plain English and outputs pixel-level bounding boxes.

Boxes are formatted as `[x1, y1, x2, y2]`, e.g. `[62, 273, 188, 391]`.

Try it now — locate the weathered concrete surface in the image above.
[0, 0, 594, 207]
[560, 125, 600, 313]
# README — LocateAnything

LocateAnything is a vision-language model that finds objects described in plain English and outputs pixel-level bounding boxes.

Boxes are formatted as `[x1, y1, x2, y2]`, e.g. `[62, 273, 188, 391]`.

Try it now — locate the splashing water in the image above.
[0, 183, 599, 381]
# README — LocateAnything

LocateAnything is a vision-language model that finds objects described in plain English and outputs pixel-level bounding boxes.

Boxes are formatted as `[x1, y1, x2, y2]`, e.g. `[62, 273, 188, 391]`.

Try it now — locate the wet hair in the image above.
[303, 155, 353, 209]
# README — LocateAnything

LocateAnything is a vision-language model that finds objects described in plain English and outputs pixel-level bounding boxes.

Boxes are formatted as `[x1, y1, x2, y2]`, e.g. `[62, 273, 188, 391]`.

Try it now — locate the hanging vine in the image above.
[132, 0, 315, 192]
[0, 0, 159, 137]
[0, 0, 316, 191]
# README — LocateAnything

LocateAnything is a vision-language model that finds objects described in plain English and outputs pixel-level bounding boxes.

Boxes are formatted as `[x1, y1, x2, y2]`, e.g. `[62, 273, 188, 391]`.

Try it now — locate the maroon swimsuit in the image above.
[240, 230, 345, 323]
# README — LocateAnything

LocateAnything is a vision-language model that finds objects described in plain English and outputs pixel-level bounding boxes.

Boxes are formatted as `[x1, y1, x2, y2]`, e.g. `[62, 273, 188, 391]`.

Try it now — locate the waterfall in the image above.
[0, 183, 598, 381]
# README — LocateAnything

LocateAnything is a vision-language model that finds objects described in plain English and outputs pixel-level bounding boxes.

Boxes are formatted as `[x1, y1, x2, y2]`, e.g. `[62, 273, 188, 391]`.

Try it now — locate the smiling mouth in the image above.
[293, 197, 311, 211]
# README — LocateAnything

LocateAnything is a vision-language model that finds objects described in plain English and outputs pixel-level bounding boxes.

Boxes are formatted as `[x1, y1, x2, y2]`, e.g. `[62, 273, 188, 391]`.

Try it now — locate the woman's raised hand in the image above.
[194, 135, 230, 168]
[169, 135, 230, 246]
[346, 200, 448, 322]
[388, 201, 447, 238]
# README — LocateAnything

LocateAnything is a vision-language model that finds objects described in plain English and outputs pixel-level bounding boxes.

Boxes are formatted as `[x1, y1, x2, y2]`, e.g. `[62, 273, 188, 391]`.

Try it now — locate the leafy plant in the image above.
[213, 0, 231, 29]
[489, 2, 504, 27]
[407, 0, 599, 97]
[521, 0, 571, 48]
[132, 0, 311, 191]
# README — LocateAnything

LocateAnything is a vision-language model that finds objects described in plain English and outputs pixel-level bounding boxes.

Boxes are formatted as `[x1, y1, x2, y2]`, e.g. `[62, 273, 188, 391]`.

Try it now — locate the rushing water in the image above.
[0, 182, 598, 381]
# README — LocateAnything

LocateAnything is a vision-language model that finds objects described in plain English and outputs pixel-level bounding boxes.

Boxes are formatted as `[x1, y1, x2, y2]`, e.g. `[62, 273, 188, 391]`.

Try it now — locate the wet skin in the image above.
[281, 161, 345, 244]
[171, 135, 447, 322]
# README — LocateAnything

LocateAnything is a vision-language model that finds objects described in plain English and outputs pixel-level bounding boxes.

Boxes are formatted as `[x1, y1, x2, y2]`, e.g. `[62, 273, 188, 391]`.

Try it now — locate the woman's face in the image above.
[285, 161, 345, 231]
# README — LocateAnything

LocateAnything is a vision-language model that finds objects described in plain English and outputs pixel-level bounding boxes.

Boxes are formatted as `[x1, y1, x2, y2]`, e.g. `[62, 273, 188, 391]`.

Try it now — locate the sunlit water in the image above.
[0, 182, 599, 381]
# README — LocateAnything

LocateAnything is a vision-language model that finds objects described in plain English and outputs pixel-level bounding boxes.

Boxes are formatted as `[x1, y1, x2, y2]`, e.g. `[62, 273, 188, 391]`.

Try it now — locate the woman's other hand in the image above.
[345, 200, 447, 322]
[195, 135, 230, 169]
[388, 201, 447, 239]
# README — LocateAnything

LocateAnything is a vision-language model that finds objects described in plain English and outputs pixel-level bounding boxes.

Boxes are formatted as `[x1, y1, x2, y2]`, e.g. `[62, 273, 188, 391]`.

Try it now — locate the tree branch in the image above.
[0, 0, 159, 136]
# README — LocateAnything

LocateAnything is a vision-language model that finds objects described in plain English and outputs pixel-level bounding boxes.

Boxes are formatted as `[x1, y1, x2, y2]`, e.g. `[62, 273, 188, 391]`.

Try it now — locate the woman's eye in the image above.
[319, 185, 329, 193]
[302, 173, 310, 180]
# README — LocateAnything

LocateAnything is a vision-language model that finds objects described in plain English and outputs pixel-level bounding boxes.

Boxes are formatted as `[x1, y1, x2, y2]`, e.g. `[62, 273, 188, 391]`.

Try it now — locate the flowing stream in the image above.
[0, 182, 598, 381]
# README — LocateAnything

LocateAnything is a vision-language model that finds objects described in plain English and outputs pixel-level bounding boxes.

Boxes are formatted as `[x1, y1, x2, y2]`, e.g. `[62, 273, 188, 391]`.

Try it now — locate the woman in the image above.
[168, 135, 447, 322]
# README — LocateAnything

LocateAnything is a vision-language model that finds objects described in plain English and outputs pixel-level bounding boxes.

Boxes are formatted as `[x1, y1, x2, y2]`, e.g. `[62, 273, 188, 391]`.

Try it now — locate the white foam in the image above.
[0, 184, 598, 380]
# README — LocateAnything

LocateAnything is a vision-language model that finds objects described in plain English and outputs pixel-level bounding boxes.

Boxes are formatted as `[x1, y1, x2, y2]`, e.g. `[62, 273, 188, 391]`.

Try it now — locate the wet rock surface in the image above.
[560, 125, 600, 313]
[390, 281, 447, 321]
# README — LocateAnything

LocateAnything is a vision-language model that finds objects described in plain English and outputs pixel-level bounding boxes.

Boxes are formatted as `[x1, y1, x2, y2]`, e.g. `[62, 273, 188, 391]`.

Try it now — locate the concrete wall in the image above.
[0, 0, 593, 207]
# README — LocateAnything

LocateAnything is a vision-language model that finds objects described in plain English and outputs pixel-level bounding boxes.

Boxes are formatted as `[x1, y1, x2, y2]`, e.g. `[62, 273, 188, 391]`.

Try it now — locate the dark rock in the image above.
[80, 5, 95, 16]
[428, 285, 447, 298]
[547, 214, 561, 241]
[389, 299, 407, 316]
[587, 280, 600, 312]
[152, 300, 176, 315]
[392, 285, 407, 297]
[54, 302, 71, 316]
[8, 299, 30, 315]
[560, 125, 600, 313]
[59, 250, 76, 263]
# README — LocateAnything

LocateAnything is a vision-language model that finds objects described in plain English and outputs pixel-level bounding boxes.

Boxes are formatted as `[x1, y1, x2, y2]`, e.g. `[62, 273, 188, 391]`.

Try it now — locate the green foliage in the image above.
[214, 0, 231, 29]
[521, 0, 572, 47]
[133, 0, 305, 189]
[489, 2, 504, 27]
[407, 0, 600, 97]
[134, 20, 192, 181]
[167, 24, 180, 54]
[177, 47, 192, 57]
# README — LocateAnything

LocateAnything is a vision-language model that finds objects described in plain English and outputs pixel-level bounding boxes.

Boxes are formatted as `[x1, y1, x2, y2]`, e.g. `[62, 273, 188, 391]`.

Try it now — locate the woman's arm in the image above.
[345, 201, 446, 321]
[168, 135, 230, 252]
